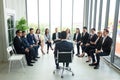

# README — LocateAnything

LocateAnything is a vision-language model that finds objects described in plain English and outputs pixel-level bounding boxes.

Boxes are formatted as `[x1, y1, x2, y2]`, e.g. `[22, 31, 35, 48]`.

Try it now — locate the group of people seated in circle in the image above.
[13, 26, 113, 69]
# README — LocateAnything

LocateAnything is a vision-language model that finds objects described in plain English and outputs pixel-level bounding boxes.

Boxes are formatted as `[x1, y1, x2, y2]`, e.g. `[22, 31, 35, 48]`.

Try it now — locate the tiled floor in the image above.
[0, 48, 120, 80]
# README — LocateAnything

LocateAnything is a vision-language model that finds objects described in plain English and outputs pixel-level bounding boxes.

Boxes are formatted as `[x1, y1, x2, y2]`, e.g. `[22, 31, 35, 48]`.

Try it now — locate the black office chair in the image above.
[53, 50, 74, 78]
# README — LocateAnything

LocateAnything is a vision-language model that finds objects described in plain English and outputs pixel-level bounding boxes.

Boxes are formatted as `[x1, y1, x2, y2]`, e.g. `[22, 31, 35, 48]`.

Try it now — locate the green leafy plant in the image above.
[16, 17, 29, 31]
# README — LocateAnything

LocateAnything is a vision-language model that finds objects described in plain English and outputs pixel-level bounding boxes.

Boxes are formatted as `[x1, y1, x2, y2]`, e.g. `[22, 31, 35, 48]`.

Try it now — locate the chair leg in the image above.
[8, 61, 12, 73]
[19, 60, 25, 71]
[23, 57, 27, 66]
[61, 65, 65, 78]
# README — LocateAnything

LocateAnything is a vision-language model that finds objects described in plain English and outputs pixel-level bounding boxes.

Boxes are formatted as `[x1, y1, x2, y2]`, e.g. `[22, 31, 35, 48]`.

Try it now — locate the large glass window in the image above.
[51, 0, 61, 34]
[27, 0, 84, 36]
[101, 0, 107, 31]
[62, 0, 72, 31]
[95, 0, 100, 32]
[27, 0, 38, 30]
[39, 0, 49, 35]
[7, 15, 15, 46]
[115, 11, 120, 57]
[108, 0, 115, 37]
[73, 0, 84, 33]
[91, 0, 95, 28]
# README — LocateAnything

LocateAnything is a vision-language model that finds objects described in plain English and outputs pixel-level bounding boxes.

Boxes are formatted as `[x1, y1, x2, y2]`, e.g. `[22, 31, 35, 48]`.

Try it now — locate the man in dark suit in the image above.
[79, 27, 89, 57]
[73, 28, 81, 56]
[54, 31, 74, 69]
[21, 31, 37, 61]
[13, 30, 33, 66]
[52, 28, 61, 44]
[94, 29, 113, 69]
[27, 28, 40, 58]
[83, 28, 98, 62]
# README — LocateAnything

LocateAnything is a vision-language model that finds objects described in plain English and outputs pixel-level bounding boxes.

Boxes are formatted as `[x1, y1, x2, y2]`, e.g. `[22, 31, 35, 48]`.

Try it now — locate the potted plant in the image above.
[16, 17, 29, 31]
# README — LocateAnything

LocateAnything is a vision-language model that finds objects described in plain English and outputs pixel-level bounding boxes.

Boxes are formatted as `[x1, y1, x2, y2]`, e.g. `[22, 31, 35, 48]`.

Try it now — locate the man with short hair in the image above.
[21, 31, 37, 62]
[13, 30, 33, 66]
[52, 28, 61, 44]
[27, 28, 40, 58]
[54, 31, 74, 69]
[94, 29, 113, 69]
[79, 27, 89, 57]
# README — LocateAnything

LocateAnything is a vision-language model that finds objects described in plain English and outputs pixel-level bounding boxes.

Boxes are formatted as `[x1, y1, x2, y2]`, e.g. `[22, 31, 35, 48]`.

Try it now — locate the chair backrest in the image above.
[11, 44, 17, 54]
[7, 46, 15, 59]
[57, 50, 73, 63]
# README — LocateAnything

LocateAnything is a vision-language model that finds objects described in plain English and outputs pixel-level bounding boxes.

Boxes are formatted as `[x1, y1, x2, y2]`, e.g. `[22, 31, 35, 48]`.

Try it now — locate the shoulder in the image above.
[27, 33, 30, 36]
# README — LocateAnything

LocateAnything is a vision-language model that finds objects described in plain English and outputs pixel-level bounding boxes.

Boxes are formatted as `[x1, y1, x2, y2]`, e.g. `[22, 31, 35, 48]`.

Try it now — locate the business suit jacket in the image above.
[81, 32, 89, 44]
[102, 36, 113, 55]
[13, 36, 25, 54]
[89, 34, 98, 43]
[73, 33, 81, 42]
[52, 32, 61, 41]
[27, 33, 37, 45]
[54, 40, 74, 57]
[95, 37, 103, 50]
[21, 36, 30, 48]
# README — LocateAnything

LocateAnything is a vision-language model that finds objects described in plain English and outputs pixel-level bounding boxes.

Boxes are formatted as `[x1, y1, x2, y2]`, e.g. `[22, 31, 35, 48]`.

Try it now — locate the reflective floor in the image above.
[0, 47, 120, 80]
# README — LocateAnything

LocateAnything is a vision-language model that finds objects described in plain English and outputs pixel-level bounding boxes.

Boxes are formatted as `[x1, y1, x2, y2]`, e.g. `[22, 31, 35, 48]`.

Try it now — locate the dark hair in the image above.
[61, 31, 67, 39]
[45, 28, 49, 36]
[22, 31, 26, 33]
[76, 28, 80, 33]
[83, 26, 87, 29]
[104, 29, 109, 33]
[16, 30, 21, 34]
[30, 28, 34, 31]
[91, 28, 96, 31]
[36, 29, 40, 34]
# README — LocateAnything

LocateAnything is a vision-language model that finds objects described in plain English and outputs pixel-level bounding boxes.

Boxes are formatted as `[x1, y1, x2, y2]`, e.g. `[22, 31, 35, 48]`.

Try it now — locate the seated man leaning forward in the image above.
[54, 31, 74, 69]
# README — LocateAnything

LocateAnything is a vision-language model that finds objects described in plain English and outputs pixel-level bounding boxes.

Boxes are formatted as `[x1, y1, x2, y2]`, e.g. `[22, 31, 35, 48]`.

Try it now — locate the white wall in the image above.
[5, 0, 26, 20]
[0, 0, 8, 62]
[0, 0, 26, 62]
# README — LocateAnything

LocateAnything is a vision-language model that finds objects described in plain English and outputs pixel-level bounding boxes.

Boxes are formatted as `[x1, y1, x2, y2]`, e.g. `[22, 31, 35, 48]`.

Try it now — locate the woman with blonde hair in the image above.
[66, 28, 72, 40]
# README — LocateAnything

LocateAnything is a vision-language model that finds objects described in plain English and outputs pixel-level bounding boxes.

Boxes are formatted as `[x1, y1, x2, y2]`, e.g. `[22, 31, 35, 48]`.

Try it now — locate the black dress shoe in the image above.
[33, 59, 38, 61]
[89, 63, 96, 66]
[94, 65, 99, 69]
[27, 63, 33, 66]
[36, 56, 40, 58]
[76, 54, 79, 56]
[30, 61, 35, 63]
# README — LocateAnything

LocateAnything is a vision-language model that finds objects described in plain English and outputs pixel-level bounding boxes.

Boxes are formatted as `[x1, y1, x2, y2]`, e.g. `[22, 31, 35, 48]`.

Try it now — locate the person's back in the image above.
[54, 31, 73, 69]
[54, 40, 73, 57]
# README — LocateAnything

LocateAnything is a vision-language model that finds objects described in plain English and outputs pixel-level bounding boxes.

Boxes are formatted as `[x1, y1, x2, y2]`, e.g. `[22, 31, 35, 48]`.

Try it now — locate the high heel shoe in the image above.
[47, 50, 49, 54]
[51, 48, 53, 50]
[86, 59, 91, 62]
[41, 49, 45, 55]
[78, 53, 85, 57]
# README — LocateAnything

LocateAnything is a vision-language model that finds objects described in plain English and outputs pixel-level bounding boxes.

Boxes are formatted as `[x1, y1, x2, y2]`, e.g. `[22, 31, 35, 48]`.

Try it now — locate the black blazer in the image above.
[73, 33, 81, 42]
[95, 37, 103, 50]
[102, 36, 113, 55]
[13, 36, 25, 54]
[81, 32, 89, 44]
[89, 34, 98, 43]
[52, 32, 61, 41]
[54, 40, 74, 57]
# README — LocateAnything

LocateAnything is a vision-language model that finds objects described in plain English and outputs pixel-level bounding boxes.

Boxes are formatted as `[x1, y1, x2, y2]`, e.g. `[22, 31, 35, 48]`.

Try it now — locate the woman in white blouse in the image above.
[44, 28, 53, 54]
[66, 28, 72, 40]
[34, 29, 45, 54]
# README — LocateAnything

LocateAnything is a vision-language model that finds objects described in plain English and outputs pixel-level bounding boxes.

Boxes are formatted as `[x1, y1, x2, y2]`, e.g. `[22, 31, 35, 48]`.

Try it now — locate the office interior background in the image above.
[0, 0, 120, 80]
